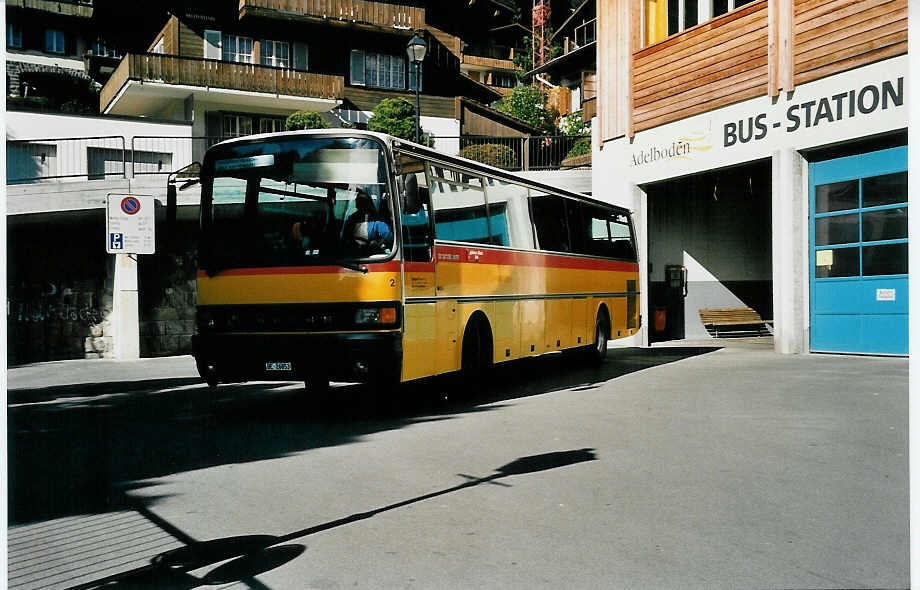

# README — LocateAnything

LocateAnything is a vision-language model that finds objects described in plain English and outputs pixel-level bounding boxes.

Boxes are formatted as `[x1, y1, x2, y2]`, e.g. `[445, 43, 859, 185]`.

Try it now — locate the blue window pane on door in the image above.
[809, 146, 907, 354]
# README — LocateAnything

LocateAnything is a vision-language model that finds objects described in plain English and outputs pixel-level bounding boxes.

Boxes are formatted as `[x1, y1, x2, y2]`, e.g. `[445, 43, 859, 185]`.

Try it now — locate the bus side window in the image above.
[429, 164, 490, 244]
[529, 194, 570, 253]
[609, 213, 637, 261]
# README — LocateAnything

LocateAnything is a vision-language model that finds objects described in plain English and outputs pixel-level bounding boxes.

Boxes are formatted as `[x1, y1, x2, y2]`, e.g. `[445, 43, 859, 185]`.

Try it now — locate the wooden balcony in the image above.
[460, 53, 519, 72]
[239, 0, 425, 30]
[101, 53, 344, 114]
[6, 0, 92, 17]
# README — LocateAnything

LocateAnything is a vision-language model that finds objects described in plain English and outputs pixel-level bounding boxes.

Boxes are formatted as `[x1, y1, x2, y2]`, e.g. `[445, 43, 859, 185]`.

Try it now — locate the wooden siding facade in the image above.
[101, 53, 344, 113]
[632, 1, 770, 133]
[344, 87, 457, 119]
[238, 0, 425, 30]
[794, 0, 907, 86]
[598, 0, 907, 141]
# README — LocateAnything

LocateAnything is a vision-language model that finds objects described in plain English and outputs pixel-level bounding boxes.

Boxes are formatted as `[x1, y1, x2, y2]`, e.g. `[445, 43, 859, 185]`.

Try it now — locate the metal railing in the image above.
[130, 136, 222, 176]
[574, 18, 597, 48]
[435, 135, 591, 171]
[6, 136, 223, 184]
[7, 133, 590, 184]
[6, 136, 125, 184]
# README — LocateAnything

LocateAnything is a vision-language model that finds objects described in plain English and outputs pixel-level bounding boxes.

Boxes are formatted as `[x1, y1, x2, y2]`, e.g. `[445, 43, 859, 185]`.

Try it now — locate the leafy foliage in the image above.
[491, 85, 557, 134]
[459, 143, 519, 170]
[367, 98, 432, 145]
[560, 110, 590, 136]
[564, 136, 591, 160]
[285, 110, 329, 130]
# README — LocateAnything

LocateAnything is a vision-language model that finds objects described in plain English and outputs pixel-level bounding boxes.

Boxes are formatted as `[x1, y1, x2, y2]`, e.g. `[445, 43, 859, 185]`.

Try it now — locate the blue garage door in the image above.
[809, 146, 908, 354]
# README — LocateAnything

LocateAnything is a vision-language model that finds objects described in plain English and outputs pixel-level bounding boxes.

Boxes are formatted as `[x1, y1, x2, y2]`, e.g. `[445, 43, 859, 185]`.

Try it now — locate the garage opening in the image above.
[645, 159, 773, 343]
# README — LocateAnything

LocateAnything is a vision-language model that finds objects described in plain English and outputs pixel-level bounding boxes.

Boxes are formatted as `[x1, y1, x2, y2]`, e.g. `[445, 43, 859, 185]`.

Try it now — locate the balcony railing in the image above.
[101, 53, 344, 113]
[461, 52, 519, 72]
[7, 133, 591, 184]
[6, 0, 92, 17]
[239, 0, 424, 29]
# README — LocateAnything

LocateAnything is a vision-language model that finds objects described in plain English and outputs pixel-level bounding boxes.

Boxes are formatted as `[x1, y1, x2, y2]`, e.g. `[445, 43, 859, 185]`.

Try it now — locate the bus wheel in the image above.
[460, 316, 492, 389]
[587, 314, 610, 365]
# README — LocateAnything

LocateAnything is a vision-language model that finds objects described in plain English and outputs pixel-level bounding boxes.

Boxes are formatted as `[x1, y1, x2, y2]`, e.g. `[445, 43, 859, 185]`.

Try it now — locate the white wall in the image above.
[5, 111, 192, 140]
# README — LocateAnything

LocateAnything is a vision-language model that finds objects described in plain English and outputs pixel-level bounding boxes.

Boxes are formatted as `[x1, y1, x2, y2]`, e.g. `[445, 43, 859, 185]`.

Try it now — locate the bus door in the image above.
[398, 157, 438, 381]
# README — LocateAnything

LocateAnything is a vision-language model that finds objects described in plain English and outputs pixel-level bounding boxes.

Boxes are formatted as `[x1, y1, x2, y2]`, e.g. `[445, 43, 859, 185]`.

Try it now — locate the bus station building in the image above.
[592, 0, 908, 355]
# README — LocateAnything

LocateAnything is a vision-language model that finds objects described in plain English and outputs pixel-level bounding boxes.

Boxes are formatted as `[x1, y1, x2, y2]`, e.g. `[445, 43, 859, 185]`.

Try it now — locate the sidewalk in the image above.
[7, 355, 200, 392]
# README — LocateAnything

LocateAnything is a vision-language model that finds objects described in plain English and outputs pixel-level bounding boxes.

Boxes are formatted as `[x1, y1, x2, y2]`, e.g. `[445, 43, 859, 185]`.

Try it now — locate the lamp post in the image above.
[406, 32, 427, 143]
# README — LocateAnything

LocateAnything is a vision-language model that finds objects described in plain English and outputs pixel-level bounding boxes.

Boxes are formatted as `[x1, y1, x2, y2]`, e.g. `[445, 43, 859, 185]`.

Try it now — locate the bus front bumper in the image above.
[192, 331, 402, 385]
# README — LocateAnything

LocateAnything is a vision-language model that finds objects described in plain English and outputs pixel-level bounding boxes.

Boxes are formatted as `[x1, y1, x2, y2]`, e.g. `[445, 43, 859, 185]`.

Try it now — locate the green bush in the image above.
[285, 110, 329, 131]
[367, 98, 432, 145]
[459, 143, 519, 170]
[565, 136, 591, 160]
[490, 85, 556, 134]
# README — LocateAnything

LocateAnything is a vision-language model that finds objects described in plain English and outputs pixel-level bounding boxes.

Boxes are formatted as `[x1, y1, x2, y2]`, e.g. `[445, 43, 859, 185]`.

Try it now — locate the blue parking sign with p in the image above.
[110, 233, 124, 250]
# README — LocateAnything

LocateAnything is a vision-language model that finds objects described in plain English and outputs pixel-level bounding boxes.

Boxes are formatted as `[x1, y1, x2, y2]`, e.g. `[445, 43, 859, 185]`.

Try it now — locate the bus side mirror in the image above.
[166, 183, 177, 228]
[401, 173, 421, 215]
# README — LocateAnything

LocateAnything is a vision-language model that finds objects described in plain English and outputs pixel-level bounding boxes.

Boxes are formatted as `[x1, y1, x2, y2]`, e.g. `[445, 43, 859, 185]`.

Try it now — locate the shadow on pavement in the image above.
[63, 449, 597, 590]
[8, 346, 718, 525]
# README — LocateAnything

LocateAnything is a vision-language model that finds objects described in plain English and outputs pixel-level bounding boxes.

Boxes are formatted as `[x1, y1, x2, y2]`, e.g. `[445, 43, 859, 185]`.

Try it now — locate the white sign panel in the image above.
[876, 288, 896, 302]
[106, 194, 155, 254]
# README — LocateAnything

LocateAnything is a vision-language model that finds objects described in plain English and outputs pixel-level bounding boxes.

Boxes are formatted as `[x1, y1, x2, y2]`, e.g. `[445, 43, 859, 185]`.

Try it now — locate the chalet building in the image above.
[592, 0, 907, 355]
[528, 0, 597, 122]
[425, 0, 525, 97]
[5, 0, 122, 109]
[97, 1, 533, 158]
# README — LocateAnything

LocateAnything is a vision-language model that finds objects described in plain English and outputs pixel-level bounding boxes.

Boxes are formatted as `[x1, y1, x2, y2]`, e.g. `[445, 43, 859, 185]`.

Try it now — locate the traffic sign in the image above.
[106, 194, 155, 254]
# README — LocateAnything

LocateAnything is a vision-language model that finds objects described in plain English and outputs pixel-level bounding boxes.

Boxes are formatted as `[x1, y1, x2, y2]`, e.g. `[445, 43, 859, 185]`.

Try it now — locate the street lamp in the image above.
[406, 32, 427, 143]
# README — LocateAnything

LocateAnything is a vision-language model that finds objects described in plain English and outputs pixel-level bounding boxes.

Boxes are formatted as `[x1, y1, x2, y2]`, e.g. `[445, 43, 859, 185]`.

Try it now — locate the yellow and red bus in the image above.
[189, 130, 639, 391]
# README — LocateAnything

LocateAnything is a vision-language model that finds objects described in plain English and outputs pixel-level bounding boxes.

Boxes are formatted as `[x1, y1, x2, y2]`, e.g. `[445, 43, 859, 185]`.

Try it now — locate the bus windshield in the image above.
[200, 136, 394, 275]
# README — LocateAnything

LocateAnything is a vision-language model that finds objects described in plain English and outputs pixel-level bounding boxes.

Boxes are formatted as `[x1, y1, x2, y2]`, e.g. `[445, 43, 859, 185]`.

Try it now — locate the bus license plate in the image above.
[265, 362, 292, 371]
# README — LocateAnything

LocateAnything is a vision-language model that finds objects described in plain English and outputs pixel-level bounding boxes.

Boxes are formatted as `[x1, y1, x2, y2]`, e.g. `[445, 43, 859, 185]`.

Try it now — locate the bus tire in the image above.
[587, 312, 610, 365]
[460, 314, 493, 390]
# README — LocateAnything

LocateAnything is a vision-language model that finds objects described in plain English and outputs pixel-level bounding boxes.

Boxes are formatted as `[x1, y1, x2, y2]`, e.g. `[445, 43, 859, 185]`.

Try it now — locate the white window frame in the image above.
[152, 38, 164, 55]
[222, 34, 253, 64]
[643, 0, 756, 45]
[45, 29, 65, 54]
[351, 49, 406, 91]
[259, 118, 286, 134]
[261, 40, 290, 68]
[222, 114, 253, 139]
[8, 23, 22, 49]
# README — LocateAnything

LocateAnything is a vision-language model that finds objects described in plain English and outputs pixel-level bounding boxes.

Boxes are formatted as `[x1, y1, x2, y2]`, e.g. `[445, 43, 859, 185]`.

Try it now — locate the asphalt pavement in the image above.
[6, 342, 909, 589]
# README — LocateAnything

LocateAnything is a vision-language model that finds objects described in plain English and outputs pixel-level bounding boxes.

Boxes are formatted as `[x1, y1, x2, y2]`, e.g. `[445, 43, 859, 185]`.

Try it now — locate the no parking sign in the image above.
[106, 194, 155, 254]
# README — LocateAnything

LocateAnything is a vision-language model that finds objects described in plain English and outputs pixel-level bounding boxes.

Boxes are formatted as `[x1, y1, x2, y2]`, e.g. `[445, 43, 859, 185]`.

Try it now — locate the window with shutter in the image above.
[350, 49, 365, 86]
[293, 42, 308, 70]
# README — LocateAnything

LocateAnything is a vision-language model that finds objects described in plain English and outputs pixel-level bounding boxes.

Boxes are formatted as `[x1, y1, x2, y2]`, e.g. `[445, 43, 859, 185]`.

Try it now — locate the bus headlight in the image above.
[354, 307, 397, 326]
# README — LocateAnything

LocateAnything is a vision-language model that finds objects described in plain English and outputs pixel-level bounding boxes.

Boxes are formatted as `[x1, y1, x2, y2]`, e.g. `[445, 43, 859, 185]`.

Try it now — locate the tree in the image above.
[491, 85, 556, 134]
[367, 98, 432, 145]
[285, 110, 329, 131]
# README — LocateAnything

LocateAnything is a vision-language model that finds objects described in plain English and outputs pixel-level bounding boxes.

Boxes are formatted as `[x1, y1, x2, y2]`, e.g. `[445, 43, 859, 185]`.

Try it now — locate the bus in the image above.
[183, 129, 639, 392]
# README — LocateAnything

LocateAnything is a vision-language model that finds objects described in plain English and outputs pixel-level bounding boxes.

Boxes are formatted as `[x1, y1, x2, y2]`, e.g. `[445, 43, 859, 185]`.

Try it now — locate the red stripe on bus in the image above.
[434, 245, 639, 272]
[404, 262, 435, 272]
[198, 261, 401, 277]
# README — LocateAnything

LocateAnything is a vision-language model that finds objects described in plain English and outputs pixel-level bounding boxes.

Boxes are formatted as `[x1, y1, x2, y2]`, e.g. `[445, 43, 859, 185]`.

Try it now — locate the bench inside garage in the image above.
[699, 307, 772, 338]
